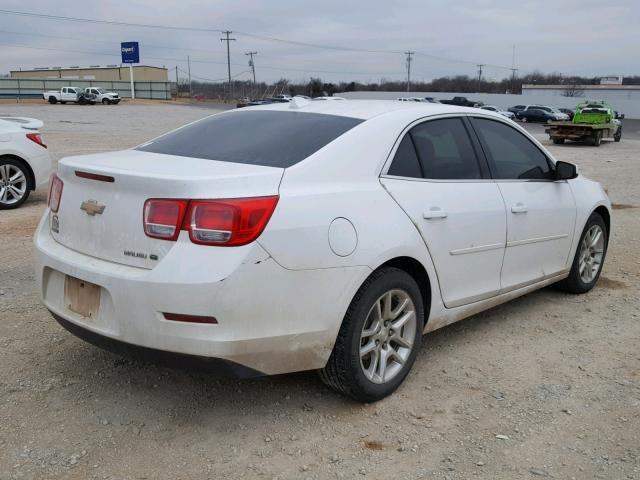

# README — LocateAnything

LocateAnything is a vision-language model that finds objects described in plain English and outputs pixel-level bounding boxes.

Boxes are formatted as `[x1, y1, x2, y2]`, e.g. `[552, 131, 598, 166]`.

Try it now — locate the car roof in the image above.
[241, 99, 481, 120]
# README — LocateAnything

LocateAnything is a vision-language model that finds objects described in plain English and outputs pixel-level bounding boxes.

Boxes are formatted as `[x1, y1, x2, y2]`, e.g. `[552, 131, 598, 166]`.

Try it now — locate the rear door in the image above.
[381, 116, 507, 308]
[469, 116, 576, 290]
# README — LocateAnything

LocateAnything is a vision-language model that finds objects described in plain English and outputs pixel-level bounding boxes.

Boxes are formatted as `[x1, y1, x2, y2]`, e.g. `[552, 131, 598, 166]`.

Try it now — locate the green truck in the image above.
[545, 100, 622, 146]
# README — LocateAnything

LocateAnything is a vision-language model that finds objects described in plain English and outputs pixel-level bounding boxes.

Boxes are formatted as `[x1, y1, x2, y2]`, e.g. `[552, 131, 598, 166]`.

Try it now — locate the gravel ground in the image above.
[0, 103, 638, 480]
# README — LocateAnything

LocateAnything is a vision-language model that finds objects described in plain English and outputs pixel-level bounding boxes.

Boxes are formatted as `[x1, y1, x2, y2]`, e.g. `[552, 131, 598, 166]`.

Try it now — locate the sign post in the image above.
[121, 42, 139, 100]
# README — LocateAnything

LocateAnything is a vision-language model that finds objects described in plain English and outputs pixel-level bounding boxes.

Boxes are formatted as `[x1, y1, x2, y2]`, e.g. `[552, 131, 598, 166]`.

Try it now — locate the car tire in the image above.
[102, 98, 109, 105]
[78, 98, 86, 105]
[614, 128, 622, 142]
[552, 138, 565, 145]
[556, 212, 607, 294]
[48, 96, 57, 104]
[521, 116, 527, 123]
[319, 267, 424, 402]
[593, 132, 602, 146]
[0, 157, 31, 210]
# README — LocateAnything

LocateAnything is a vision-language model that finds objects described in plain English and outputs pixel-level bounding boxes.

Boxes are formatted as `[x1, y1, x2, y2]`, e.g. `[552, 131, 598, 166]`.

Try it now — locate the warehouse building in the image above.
[10, 65, 168, 81]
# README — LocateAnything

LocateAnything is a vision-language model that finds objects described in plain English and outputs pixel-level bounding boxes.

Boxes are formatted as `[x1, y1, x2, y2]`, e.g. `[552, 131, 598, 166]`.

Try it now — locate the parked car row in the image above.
[42, 87, 121, 105]
[237, 95, 345, 108]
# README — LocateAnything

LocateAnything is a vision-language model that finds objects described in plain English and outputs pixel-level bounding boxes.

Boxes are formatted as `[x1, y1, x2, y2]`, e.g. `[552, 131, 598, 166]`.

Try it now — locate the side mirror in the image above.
[555, 161, 578, 180]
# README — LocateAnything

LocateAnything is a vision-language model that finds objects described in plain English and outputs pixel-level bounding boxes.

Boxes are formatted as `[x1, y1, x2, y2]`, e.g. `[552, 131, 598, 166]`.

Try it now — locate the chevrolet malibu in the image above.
[34, 100, 610, 401]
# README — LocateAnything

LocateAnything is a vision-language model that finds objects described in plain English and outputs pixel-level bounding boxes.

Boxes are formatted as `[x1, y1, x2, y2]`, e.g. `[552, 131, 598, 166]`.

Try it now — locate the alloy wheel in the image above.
[578, 224, 605, 283]
[0, 164, 27, 206]
[359, 289, 417, 384]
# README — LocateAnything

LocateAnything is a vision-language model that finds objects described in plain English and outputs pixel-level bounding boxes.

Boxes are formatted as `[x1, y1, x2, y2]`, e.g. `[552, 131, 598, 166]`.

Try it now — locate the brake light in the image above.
[26, 132, 47, 148]
[143, 199, 189, 240]
[186, 197, 279, 246]
[47, 174, 63, 213]
[142, 196, 279, 246]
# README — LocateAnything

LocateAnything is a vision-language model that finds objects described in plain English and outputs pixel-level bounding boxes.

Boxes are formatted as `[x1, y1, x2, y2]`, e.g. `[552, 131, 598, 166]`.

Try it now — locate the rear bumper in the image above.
[34, 211, 369, 375]
[52, 312, 263, 377]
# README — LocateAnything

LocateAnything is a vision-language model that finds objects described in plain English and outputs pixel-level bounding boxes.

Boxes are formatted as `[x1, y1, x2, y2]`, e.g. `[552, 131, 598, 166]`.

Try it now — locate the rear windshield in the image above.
[136, 110, 363, 168]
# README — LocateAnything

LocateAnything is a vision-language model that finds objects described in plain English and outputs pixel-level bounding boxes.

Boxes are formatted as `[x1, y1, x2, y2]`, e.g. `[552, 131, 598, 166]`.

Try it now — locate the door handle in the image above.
[423, 207, 448, 219]
[511, 202, 528, 214]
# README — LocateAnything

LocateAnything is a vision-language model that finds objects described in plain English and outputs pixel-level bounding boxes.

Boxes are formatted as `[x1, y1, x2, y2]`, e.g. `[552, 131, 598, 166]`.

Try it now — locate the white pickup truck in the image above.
[42, 87, 96, 105]
[84, 87, 121, 105]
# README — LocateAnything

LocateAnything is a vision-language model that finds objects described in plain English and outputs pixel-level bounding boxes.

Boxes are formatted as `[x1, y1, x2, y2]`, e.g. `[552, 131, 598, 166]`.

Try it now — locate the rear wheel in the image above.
[593, 131, 602, 146]
[556, 213, 607, 294]
[320, 267, 424, 402]
[0, 157, 30, 209]
[48, 96, 57, 104]
[521, 116, 527, 123]
[78, 97, 86, 105]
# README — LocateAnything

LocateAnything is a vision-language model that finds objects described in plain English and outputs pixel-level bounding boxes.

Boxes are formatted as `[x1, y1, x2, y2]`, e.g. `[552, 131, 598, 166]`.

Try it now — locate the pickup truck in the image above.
[545, 100, 622, 146]
[440, 96, 482, 107]
[84, 87, 121, 105]
[42, 87, 96, 105]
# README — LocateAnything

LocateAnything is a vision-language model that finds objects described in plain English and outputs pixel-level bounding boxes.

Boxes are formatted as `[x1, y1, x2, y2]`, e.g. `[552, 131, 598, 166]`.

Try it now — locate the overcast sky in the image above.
[1, 1, 638, 84]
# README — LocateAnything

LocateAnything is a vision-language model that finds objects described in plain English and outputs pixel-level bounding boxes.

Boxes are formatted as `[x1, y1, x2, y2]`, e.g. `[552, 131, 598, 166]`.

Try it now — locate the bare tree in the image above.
[561, 83, 585, 97]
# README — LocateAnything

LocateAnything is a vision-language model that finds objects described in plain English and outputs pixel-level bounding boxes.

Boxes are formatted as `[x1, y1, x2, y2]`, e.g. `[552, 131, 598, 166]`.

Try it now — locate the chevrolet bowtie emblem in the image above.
[80, 200, 106, 216]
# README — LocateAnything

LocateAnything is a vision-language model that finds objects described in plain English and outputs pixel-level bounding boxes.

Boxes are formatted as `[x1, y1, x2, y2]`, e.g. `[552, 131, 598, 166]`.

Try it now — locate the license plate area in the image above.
[64, 275, 101, 319]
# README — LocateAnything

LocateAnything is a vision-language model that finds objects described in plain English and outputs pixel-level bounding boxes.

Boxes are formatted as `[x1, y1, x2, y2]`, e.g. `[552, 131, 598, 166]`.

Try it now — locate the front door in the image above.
[470, 116, 576, 290]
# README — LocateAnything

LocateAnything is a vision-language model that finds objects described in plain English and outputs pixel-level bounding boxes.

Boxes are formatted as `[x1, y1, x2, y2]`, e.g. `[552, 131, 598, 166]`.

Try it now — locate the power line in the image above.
[0, 8, 517, 70]
[0, 41, 410, 77]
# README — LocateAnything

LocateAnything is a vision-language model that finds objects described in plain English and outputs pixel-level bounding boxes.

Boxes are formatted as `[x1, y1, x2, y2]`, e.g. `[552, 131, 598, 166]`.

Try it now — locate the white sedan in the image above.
[479, 105, 516, 119]
[0, 117, 52, 209]
[34, 101, 610, 401]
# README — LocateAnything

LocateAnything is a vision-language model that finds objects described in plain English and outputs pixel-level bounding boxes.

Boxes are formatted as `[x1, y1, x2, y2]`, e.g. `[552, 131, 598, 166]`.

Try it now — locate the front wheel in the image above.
[320, 267, 424, 402]
[102, 98, 109, 104]
[556, 212, 607, 294]
[614, 128, 622, 142]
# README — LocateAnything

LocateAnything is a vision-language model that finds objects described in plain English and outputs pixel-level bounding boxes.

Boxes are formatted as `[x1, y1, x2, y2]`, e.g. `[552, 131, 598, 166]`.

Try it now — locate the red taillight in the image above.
[26, 132, 47, 148]
[143, 196, 279, 246]
[186, 197, 279, 246]
[47, 174, 63, 213]
[143, 199, 189, 240]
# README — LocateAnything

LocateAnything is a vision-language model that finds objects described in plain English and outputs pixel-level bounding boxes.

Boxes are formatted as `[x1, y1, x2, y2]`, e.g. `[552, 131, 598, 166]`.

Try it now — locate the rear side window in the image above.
[136, 110, 363, 168]
[387, 135, 422, 178]
[410, 118, 482, 180]
[472, 118, 554, 180]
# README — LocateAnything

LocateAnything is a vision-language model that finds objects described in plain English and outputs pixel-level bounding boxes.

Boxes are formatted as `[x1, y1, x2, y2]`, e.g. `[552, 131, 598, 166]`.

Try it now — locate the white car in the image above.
[312, 96, 346, 101]
[84, 87, 121, 105]
[0, 117, 52, 209]
[34, 101, 611, 401]
[480, 105, 515, 119]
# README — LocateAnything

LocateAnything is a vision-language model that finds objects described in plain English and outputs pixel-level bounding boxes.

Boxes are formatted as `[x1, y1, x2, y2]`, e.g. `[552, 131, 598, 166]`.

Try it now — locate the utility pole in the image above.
[510, 44, 517, 93]
[476, 64, 485, 91]
[220, 30, 236, 100]
[404, 51, 414, 92]
[187, 55, 192, 98]
[175, 65, 178, 100]
[245, 51, 257, 84]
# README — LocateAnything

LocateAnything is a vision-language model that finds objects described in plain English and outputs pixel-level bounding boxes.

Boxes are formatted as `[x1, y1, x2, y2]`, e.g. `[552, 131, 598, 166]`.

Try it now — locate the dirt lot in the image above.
[1, 103, 638, 480]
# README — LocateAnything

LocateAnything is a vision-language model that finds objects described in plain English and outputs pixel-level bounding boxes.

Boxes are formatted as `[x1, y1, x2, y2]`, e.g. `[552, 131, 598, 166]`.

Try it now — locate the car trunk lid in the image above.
[52, 149, 284, 269]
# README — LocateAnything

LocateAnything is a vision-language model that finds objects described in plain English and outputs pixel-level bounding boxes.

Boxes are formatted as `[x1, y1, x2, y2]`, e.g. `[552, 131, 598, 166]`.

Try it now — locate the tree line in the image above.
[178, 73, 640, 100]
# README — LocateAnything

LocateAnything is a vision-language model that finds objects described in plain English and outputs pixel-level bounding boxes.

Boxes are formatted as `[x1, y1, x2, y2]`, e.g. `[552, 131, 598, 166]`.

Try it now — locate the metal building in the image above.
[10, 65, 169, 82]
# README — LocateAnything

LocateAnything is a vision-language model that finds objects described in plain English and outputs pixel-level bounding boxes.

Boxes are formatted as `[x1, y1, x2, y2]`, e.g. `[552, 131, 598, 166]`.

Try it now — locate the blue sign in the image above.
[121, 42, 139, 64]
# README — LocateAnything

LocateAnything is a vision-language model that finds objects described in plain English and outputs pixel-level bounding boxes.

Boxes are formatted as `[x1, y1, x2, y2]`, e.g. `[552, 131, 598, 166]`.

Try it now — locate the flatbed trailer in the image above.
[545, 121, 621, 146]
